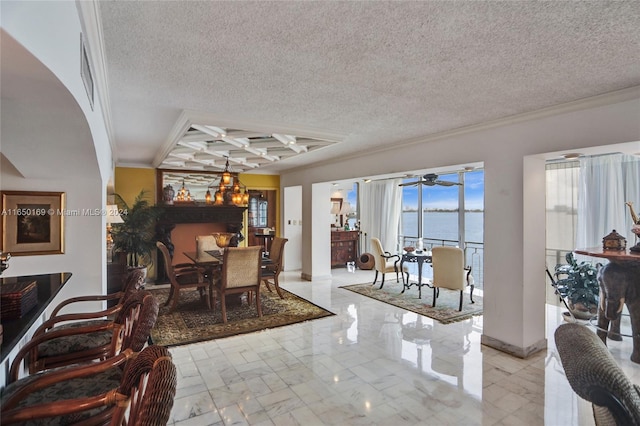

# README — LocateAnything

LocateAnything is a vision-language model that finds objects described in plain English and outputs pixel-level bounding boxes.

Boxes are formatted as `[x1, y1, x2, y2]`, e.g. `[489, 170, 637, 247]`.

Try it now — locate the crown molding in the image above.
[284, 86, 640, 175]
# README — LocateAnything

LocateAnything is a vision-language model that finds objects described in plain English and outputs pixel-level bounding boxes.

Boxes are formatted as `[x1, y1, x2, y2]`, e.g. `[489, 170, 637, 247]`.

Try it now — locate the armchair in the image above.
[371, 237, 409, 289]
[431, 246, 474, 311]
[8, 290, 159, 383]
[37, 268, 145, 335]
[1, 345, 176, 425]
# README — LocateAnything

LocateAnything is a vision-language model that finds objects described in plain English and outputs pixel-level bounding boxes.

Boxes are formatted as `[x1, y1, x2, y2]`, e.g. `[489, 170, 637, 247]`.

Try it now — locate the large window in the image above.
[400, 170, 484, 245]
[399, 170, 485, 287]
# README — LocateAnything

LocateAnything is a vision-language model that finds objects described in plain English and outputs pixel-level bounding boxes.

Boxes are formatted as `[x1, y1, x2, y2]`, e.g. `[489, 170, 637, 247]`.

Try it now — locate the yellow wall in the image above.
[113, 167, 281, 249]
[114, 167, 156, 206]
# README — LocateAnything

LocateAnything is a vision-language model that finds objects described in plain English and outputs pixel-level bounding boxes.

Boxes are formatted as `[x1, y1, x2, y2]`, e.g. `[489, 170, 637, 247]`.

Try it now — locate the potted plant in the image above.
[552, 252, 601, 320]
[111, 190, 163, 278]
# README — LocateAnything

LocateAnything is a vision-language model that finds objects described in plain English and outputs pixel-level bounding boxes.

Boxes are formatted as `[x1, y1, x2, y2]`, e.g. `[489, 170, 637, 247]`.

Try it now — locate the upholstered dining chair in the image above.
[157, 240, 211, 312]
[371, 237, 409, 289]
[261, 236, 288, 299]
[1, 345, 177, 425]
[212, 246, 263, 323]
[196, 234, 222, 255]
[431, 246, 474, 311]
[8, 290, 159, 383]
[555, 323, 640, 425]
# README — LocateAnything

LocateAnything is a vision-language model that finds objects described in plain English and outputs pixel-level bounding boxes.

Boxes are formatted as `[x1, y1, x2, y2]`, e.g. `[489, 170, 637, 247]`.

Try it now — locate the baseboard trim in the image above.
[481, 335, 547, 359]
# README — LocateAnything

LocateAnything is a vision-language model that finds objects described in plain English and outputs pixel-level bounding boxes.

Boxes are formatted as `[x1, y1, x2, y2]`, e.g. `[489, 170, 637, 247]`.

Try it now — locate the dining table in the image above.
[400, 250, 433, 299]
[183, 249, 273, 307]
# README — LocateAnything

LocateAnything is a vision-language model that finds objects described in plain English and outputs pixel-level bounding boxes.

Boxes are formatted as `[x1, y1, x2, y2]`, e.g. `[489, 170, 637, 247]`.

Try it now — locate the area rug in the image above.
[149, 287, 334, 347]
[340, 281, 482, 324]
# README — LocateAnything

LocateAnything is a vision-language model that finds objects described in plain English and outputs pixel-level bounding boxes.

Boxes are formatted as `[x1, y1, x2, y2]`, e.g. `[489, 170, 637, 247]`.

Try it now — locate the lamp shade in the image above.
[106, 205, 124, 224]
[339, 202, 353, 216]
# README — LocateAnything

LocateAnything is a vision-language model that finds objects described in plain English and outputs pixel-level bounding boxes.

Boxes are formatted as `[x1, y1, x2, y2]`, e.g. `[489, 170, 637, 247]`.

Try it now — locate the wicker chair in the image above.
[8, 290, 159, 383]
[431, 246, 474, 311]
[212, 246, 263, 323]
[157, 240, 211, 312]
[34, 268, 145, 337]
[1, 345, 177, 425]
[261, 236, 288, 299]
[555, 323, 640, 425]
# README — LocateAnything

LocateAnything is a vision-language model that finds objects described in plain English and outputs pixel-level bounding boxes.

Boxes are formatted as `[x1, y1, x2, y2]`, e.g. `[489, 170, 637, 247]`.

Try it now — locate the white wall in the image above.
[281, 91, 640, 356]
[1, 1, 114, 313]
[283, 185, 302, 271]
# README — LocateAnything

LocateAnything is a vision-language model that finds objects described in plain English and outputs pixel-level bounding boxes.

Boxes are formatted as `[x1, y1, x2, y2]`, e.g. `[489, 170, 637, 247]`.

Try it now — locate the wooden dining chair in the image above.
[157, 240, 211, 312]
[212, 246, 263, 323]
[261, 236, 288, 299]
[1, 345, 177, 425]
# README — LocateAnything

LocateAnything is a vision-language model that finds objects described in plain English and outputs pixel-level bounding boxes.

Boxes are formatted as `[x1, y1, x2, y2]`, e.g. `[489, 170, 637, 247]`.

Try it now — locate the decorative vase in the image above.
[212, 232, 235, 249]
[163, 184, 175, 205]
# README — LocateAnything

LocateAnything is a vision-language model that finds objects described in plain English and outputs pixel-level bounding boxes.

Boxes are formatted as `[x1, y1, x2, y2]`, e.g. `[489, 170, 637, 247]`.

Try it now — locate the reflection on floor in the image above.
[165, 268, 638, 425]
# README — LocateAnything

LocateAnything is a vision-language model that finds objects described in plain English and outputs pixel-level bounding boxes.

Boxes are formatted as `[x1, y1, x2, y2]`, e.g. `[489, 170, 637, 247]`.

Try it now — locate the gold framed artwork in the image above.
[1, 191, 65, 256]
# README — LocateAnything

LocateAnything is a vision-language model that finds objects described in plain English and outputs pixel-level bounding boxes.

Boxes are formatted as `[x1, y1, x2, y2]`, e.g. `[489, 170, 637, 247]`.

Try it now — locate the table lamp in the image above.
[106, 205, 124, 259]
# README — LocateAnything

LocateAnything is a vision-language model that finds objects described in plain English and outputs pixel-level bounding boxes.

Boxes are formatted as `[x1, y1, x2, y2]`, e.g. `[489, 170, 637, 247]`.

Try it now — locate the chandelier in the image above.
[175, 180, 192, 202]
[206, 157, 249, 206]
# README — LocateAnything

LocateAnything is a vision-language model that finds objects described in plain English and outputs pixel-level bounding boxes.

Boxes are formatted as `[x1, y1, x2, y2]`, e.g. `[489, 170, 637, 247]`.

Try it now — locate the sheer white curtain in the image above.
[576, 153, 640, 249]
[359, 179, 403, 253]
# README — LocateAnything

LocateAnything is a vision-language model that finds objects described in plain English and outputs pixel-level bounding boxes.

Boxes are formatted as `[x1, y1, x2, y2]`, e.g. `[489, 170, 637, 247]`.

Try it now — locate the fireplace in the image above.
[155, 205, 246, 283]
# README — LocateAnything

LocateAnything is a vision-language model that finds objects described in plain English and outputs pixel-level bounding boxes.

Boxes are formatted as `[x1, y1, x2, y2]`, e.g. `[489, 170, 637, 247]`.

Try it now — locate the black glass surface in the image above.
[1, 272, 72, 363]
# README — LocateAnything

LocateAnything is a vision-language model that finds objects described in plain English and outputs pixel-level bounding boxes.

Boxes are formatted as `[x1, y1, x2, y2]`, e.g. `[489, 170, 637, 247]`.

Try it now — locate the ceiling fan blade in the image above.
[435, 180, 462, 186]
[399, 180, 423, 187]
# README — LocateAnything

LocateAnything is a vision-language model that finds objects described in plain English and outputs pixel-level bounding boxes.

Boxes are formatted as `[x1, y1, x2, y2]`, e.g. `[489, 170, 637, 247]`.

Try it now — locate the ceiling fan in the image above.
[399, 173, 463, 187]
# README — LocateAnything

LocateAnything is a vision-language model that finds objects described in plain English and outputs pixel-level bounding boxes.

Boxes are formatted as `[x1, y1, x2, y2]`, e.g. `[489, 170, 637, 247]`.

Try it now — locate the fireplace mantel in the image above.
[159, 205, 246, 225]
[155, 205, 246, 283]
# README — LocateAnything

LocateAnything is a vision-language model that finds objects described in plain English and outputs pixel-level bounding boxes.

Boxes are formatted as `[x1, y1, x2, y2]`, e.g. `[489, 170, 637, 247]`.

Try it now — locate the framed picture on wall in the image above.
[1, 191, 65, 256]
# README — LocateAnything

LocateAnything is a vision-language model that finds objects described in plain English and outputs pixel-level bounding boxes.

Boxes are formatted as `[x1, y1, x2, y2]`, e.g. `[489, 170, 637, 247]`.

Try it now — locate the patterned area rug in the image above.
[340, 281, 482, 324]
[149, 287, 334, 347]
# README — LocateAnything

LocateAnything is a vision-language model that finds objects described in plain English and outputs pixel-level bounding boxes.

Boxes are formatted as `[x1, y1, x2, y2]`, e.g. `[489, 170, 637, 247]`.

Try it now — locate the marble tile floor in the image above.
[165, 268, 638, 426]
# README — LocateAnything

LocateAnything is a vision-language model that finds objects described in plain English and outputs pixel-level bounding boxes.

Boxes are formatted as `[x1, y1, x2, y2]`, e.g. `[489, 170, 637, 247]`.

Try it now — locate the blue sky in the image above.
[401, 170, 484, 210]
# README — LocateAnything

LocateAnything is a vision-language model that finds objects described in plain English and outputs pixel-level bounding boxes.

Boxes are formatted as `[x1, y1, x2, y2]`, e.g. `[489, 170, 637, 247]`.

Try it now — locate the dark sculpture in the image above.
[596, 261, 640, 363]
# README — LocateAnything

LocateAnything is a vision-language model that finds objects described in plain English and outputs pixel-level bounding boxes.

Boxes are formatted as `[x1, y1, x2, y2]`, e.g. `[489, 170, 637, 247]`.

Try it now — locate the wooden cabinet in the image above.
[331, 231, 359, 267]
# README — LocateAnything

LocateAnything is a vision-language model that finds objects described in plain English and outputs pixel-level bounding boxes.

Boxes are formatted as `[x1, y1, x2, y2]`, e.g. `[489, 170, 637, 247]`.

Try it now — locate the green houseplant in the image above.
[552, 252, 601, 320]
[111, 190, 163, 269]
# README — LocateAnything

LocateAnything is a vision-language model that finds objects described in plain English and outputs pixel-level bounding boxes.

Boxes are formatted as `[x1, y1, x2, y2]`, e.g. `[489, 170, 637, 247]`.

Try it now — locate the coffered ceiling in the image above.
[161, 125, 337, 173]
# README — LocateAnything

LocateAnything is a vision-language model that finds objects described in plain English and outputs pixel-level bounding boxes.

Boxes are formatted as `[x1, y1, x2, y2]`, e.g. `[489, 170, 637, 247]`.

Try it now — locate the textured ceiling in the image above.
[96, 1, 640, 173]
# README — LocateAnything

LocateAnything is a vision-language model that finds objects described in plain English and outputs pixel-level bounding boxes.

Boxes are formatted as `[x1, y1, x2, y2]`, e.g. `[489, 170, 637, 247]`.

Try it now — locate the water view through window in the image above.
[400, 170, 485, 286]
